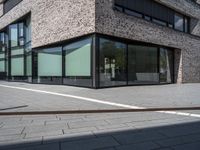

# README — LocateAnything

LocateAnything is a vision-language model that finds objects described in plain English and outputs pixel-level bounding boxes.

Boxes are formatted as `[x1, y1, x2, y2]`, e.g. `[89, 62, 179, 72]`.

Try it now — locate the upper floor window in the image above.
[174, 13, 184, 32]
[9, 23, 25, 48]
[3, 0, 23, 14]
[114, 0, 190, 33]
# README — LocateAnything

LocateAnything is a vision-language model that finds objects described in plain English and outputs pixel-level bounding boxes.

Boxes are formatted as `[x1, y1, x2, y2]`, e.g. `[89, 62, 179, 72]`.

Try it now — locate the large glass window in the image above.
[128, 45, 159, 84]
[63, 38, 92, 87]
[99, 38, 126, 87]
[37, 47, 62, 76]
[160, 48, 173, 83]
[174, 13, 184, 32]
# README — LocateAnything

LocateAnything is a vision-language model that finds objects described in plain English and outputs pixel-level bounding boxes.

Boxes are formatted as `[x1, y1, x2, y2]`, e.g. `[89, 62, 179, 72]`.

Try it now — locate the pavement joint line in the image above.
[0, 105, 28, 111]
[0, 84, 200, 118]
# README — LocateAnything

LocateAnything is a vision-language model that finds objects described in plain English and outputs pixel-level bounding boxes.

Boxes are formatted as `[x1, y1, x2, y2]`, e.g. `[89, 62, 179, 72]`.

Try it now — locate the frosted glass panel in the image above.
[11, 48, 24, 56]
[0, 61, 5, 72]
[38, 48, 62, 76]
[0, 54, 5, 59]
[11, 57, 24, 76]
[64, 39, 91, 76]
[26, 55, 32, 76]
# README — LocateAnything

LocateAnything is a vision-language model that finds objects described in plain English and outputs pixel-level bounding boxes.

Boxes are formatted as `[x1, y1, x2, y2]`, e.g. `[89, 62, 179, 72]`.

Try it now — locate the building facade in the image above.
[0, 0, 200, 88]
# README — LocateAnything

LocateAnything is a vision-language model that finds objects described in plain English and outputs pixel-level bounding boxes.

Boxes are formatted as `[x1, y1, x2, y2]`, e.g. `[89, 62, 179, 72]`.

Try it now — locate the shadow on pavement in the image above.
[0, 120, 200, 150]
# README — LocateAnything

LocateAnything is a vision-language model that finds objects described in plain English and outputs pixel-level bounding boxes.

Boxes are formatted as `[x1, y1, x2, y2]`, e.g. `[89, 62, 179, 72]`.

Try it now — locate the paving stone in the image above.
[61, 136, 119, 150]
[172, 141, 200, 150]
[43, 131, 95, 144]
[115, 141, 160, 150]
[0, 134, 25, 142]
[0, 137, 42, 150]
[113, 131, 166, 145]
[96, 124, 129, 130]
[68, 120, 108, 129]
[5, 143, 59, 150]
[0, 127, 24, 136]
[24, 129, 63, 139]
[155, 133, 200, 147]
[63, 126, 97, 134]
[157, 125, 200, 137]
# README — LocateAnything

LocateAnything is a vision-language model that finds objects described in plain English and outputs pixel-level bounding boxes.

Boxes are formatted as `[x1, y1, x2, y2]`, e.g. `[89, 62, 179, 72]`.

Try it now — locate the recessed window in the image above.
[168, 24, 173, 28]
[144, 15, 151, 21]
[152, 18, 167, 26]
[114, 0, 190, 33]
[174, 13, 184, 32]
[124, 9, 143, 18]
[9, 24, 18, 47]
[115, 5, 123, 12]
[3, 0, 23, 14]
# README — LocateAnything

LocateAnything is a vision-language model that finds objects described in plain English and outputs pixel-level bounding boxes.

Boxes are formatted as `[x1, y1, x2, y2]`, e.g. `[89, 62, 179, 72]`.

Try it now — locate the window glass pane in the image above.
[152, 18, 167, 26]
[0, 33, 5, 44]
[0, 54, 4, 59]
[124, 9, 143, 18]
[9, 24, 18, 47]
[19, 23, 24, 37]
[63, 38, 92, 87]
[128, 45, 159, 84]
[11, 57, 24, 76]
[26, 54, 32, 76]
[168, 24, 173, 28]
[144, 15, 151, 21]
[115, 5, 123, 12]
[64, 39, 91, 76]
[4, 0, 23, 14]
[26, 17, 31, 43]
[38, 47, 62, 76]
[0, 60, 5, 72]
[11, 48, 24, 56]
[99, 38, 127, 87]
[174, 13, 184, 31]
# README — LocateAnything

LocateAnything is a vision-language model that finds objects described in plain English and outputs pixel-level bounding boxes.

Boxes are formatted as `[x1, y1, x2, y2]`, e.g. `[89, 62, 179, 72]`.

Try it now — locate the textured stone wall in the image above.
[0, 3, 3, 17]
[0, 0, 95, 48]
[95, 0, 200, 83]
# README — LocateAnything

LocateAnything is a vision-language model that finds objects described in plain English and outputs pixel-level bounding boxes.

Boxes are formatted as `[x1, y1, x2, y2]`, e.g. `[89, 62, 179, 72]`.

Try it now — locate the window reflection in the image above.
[99, 38, 127, 87]
[128, 45, 159, 84]
[174, 13, 184, 31]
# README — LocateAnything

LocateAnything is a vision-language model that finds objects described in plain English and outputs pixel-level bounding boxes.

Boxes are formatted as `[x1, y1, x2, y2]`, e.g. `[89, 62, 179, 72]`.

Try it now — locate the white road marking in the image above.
[0, 84, 200, 118]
